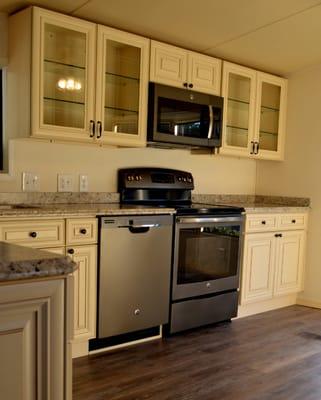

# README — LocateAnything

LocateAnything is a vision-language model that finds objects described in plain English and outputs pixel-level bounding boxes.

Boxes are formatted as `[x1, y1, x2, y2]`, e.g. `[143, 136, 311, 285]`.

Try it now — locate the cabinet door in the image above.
[0, 279, 67, 400]
[240, 233, 276, 304]
[254, 73, 287, 160]
[68, 245, 97, 341]
[274, 231, 305, 296]
[220, 62, 257, 157]
[150, 40, 188, 89]
[95, 26, 149, 146]
[32, 8, 96, 141]
[188, 52, 221, 95]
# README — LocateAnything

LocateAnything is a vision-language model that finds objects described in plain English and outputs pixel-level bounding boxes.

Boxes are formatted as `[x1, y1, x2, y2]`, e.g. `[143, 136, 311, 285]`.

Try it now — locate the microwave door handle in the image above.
[208, 105, 214, 139]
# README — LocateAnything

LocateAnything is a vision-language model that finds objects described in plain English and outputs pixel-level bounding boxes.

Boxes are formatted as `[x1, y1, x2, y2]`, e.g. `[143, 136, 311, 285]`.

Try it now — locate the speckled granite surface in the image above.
[0, 242, 77, 282]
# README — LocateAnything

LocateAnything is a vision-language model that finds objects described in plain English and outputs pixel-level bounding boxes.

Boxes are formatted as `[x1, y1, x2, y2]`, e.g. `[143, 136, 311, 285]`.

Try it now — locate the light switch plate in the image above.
[79, 174, 89, 192]
[22, 172, 40, 192]
[58, 174, 74, 192]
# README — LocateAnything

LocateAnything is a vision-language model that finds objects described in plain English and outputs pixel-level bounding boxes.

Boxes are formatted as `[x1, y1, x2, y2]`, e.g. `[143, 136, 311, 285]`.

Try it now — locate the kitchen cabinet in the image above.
[8, 7, 149, 147]
[240, 213, 307, 305]
[220, 62, 287, 160]
[0, 216, 98, 358]
[0, 277, 73, 400]
[150, 40, 221, 95]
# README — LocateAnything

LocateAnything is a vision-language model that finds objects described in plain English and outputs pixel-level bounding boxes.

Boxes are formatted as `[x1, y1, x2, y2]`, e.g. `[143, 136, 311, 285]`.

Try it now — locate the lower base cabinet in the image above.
[0, 277, 73, 400]
[240, 213, 307, 306]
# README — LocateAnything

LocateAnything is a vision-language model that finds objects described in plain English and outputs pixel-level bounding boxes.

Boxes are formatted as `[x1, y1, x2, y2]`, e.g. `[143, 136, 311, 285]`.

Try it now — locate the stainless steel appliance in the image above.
[147, 83, 224, 149]
[118, 168, 245, 334]
[97, 215, 172, 340]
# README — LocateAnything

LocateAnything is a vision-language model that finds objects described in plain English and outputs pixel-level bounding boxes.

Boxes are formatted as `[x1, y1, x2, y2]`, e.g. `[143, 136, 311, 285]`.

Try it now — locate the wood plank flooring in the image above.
[73, 306, 321, 400]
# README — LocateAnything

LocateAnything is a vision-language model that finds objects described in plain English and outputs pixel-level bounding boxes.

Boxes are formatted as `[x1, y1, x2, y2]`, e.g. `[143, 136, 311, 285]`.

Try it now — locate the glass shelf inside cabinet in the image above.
[104, 39, 141, 135]
[43, 23, 87, 129]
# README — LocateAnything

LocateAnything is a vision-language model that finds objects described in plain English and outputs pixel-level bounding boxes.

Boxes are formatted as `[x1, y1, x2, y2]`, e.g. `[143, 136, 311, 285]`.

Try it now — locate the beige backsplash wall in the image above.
[256, 62, 321, 305]
[0, 139, 257, 193]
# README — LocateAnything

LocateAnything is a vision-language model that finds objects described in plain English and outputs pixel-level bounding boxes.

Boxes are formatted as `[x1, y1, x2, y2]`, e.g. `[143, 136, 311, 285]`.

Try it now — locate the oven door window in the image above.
[157, 97, 210, 139]
[177, 225, 240, 284]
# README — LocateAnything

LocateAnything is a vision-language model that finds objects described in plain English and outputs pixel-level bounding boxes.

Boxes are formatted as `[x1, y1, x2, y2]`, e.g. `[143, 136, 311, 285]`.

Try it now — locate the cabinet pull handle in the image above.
[274, 233, 283, 238]
[255, 141, 260, 155]
[188, 83, 194, 89]
[261, 220, 266, 225]
[250, 141, 254, 155]
[183, 82, 188, 88]
[292, 219, 296, 224]
[80, 228, 87, 234]
[96, 121, 103, 139]
[67, 248, 74, 255]
[89, 120, 95, 138]
[29, 231, 37, 238]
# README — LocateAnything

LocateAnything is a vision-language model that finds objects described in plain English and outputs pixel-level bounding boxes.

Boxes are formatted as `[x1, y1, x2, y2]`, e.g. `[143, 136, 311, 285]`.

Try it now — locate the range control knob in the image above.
[206, 282, 211, 288]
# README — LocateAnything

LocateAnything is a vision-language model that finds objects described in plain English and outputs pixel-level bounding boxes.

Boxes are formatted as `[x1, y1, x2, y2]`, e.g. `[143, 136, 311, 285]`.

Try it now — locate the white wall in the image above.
[256, 62, 321, 305]
[0, 139, 257, 193]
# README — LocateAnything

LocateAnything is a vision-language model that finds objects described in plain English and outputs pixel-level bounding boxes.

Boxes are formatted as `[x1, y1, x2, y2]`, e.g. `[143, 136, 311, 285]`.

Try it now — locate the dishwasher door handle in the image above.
[119, 223, 161, 229]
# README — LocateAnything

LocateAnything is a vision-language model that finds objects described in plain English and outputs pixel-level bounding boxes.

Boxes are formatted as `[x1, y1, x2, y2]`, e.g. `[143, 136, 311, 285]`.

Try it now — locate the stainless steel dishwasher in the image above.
[98, 214, 173, 339]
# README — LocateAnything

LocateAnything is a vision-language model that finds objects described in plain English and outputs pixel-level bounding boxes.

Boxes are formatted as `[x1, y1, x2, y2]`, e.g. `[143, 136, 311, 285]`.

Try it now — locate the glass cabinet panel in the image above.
[258, 82, 281, 152]
[225, 73, 251, 148]
[43, 23, 87, 129]
[104, 40, 141, 135]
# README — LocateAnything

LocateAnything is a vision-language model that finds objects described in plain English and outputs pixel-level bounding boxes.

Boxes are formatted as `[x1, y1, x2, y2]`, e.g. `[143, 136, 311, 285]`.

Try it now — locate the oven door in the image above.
[172, 215, 244, 300]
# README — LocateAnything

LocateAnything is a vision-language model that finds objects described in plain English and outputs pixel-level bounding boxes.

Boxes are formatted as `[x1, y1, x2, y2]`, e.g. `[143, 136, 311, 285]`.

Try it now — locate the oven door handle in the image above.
[207, 105, 214, 139]
[177, 216, 243, 224]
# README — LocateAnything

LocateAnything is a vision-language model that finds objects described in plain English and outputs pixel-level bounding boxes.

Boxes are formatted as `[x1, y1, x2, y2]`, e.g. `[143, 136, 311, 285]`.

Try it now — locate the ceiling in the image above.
[1, 0, 321, 76]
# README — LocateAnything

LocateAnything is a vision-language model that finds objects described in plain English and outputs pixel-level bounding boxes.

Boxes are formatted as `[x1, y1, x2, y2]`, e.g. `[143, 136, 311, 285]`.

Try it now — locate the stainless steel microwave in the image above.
[147, 83, 224, 149]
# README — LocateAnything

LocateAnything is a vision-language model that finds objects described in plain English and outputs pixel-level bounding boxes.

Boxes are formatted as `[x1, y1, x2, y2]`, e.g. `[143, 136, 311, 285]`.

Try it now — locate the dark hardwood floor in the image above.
[73, 306, 321, 400]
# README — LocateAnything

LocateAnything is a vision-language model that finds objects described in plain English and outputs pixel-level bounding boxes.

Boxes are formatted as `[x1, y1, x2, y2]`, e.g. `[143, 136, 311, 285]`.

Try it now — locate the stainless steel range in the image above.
[118, 168, 245, 334]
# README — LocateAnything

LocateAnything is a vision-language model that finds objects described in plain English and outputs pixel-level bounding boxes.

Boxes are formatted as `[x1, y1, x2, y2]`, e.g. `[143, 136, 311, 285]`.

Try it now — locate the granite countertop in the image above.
[0, 242, 77, 282]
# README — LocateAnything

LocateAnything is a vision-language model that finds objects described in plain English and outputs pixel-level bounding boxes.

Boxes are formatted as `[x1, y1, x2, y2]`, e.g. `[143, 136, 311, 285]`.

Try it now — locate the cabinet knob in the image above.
[274, 233, 283, 238]
[292, 219, 296, 224]
[134, 308, 141, 316]
[261, 220, 266, 225]
[67, 248, 75, 255]
[29, 231, 37, 238]
[183, 82, 188, 88]
[80, 228, 87, 234]
[188, 83, 194, 89]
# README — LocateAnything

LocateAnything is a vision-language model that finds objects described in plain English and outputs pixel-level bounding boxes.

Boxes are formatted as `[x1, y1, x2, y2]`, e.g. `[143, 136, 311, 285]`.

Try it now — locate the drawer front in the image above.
[0, 220, 65, 248]
[246, 214, 278, 233]
[278, 214, 307, 230]
[42, 247, 65, 255]
[66, 218, 98, 245]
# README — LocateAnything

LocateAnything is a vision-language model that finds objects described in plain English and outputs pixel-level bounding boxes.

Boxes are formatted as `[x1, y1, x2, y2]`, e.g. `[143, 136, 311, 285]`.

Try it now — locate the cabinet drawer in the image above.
[246, 215, 278, 232]
[0, 220, 65, 248]
[66, 218, 98, 245]
[278, 214, 307, 230]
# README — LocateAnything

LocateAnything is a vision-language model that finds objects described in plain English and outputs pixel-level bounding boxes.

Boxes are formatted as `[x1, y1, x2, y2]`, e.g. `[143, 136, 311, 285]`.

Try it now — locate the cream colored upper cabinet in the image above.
[95, 26, 149, 146]
[150, 41, 221, 95]
[254, 73, 287, 160]
[32, 7, 96, 141]
[220, 62, 257, 157]
[220, 62, 287, 161]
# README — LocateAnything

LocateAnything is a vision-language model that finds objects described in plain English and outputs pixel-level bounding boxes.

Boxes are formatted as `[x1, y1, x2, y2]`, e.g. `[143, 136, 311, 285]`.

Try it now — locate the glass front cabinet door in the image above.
[220, 62, 287, 161]
[32, 8, 96, 141]
[95, 26, 149, 146]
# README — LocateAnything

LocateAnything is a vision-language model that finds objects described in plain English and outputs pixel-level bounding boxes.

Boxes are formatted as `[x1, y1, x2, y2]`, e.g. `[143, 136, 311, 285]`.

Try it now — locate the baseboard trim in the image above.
[296, 297, 321, 309]
[72, 341, 89, 358]
[237, 294, 297, 318]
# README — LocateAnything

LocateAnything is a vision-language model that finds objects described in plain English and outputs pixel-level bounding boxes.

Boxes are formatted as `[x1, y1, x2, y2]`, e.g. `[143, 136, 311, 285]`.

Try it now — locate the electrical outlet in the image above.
[58, 174, 74, 192]
[22, 172, 40, 192]
[79, 174, 89, 192]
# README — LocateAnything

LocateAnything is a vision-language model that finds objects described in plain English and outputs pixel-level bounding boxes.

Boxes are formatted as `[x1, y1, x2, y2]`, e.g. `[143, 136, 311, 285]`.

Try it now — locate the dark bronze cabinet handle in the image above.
[96, 121, 102, 139]
[261, 220, 266, 225]
[67, 248, 74, 255]
[274, 233, 283, 238]
[256, 141, 260, 155]
[183, 82, 188, 88]
[250, 141, 254, 155]
[292, 220, 296, 224]
[188, 83, 194, 88]
[89, 120, 95, 138]
[29, 231, 37, 238]
[80, 229, 87, 234]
